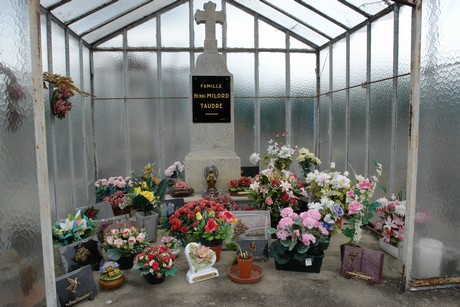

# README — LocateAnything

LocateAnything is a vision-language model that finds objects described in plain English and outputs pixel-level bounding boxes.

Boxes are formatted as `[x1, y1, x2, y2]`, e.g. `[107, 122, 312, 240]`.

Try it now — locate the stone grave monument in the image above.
[185, 1, 241, 194]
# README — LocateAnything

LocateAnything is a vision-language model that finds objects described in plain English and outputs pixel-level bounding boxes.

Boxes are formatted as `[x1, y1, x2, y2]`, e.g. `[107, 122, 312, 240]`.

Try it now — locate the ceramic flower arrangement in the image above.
[95, 176, 133, 203]
[133, 245, 177, 278]
[268, 207, 330, 265]
[161, 236, 179, 251]
[188, 243, 215, 273]
[228, 176, 251, 195]
[374, 194, 406, 246]
[52, 210, 96, 246]
[165, 161, 185, 178]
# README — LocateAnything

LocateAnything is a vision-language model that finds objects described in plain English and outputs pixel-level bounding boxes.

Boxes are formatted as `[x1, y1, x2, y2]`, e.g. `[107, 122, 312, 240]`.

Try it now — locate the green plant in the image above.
[226, 242, 252, 265]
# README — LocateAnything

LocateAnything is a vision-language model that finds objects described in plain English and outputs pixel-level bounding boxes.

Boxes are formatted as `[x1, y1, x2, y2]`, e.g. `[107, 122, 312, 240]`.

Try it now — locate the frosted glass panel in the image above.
[93, 52, 124, 97]
[259, 20, 285, 49]
[398, 7, 412, 74]
[290, 36, 312, 50]
[369, 80, 392, 197]
[41, 12, 48, 72]
[319, 49, 330, 166]
[128, 99, 159, 173]
[98, 35, 123, 48]
[228, 54, 255, 166]
[260, 98, 286, 153]
[51, 21, 66, 75]
[128, 18, 156, 47]
[162, 99, 191, 168]
[332, 91, 346, 170]
[94, 99, 127, 178]
[259, 52, 285, 96]
[226, 4, 254, 48]
[162, 2, 189, 47]
[350, 27, 367, 86]
[0, 1, 45, 304]
[291, 53, 315, 97]
[69, 36, 86, 207]
[127, 52, 157, 98]
[348, 87, 366, 176]
[161, 52, 190, 97]
[413, 0, 460, 279]
[371, 14, 394, 80]
[395, 75, 409, 193]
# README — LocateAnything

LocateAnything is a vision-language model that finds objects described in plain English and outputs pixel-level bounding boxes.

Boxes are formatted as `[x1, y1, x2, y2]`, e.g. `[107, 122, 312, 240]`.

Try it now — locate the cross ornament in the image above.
[195, 1, 225, 52]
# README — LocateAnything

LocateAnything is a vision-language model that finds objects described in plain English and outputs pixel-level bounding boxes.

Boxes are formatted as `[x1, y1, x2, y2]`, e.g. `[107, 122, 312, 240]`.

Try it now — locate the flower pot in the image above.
[117, 254, 135, 270]
[378, 238, 399, 259]
[237, 255, 254, 279]
[99, 274, 125, 290]
[169, 188, 194, 198]
[209, 244, 222, 263]
[135, 212, 159, 242]
[275, 251, 324, 273]
[143, 274, 166, 285]
[112, 206, 131, 217]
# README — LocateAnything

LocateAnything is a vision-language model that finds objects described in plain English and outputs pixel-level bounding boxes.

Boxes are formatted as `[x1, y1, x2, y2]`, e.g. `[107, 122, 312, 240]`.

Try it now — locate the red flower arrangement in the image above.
[229, 176, 251, 195]
[133, 245, 177, 278]
[166, 199, 237, 245]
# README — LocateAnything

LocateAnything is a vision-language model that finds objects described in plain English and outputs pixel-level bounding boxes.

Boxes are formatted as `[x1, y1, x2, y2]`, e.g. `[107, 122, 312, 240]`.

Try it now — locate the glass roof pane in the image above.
[84, 0, 176, 44]
[69, 0, 147, 35]
[234, 0, 327, 47]
[264, 0, 345, 38]
[40, 0, 60, 8]
[51, 0, 113, 24]
[347, 0, 390, 15]
[301, 0, 366, 28]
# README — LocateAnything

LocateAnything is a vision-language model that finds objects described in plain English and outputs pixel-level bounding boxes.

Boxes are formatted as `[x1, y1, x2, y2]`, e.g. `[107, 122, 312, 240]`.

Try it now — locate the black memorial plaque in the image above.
[192, 76, 231, 123]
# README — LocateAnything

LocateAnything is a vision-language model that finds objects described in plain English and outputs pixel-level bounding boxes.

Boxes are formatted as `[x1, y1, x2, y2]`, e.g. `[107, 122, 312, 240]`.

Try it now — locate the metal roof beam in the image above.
[65, 0, 119, 26]
[392, 0, 415, 7]
[260, 0, 333, 41]
[337, 0, 372, 18]
[294, 0, 350, 30]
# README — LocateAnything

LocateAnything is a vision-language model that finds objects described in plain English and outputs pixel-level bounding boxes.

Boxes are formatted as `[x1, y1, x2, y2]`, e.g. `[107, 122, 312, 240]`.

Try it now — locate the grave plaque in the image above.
[231, 211, 271, 240]
[56, 265, 97, 306]
[192, 75, 231, 123]
[59, 236, 102, 273]
[340, 245, 384, 284]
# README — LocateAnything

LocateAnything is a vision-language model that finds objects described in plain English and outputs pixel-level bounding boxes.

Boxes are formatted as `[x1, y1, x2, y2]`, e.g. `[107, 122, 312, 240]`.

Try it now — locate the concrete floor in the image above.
[78, 228, 460, 307]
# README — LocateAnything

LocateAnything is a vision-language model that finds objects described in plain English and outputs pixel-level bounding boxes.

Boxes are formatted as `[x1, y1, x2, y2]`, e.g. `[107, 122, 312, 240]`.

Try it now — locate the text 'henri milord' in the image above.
[194, 83, 229, 109]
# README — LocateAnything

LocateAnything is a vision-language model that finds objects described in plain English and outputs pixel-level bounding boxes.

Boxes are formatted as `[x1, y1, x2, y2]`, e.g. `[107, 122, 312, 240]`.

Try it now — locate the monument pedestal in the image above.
[185, 151, 240, 196]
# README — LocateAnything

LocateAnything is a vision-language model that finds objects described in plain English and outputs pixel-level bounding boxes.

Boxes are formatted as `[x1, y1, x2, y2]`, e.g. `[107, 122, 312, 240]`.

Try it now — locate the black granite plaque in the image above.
[59, 236, 102, 273]
[192, 75, 231, 123]
[56, 265, 97, 306]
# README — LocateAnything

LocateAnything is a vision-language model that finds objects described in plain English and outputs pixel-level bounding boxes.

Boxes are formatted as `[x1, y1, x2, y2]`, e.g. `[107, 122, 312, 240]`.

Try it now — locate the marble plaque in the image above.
[232, 211, 271, 240]
[56, 265, 97, 306]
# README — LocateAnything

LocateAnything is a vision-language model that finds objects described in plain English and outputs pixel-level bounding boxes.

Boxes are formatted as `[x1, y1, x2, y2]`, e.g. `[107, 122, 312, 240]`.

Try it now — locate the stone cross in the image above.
[195, 1, 225, 52]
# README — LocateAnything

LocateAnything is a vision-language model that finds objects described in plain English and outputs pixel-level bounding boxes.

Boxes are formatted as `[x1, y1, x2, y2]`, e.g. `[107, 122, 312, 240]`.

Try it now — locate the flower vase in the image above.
[99, 274, 125, 290]
[112, 206, 131, 217]
[117, 254, 135, 270]
[378, 238, 399, 259]
[143, 274, 166, 285]
[135, 212, 158, 242]
[237, 255, 254, 279]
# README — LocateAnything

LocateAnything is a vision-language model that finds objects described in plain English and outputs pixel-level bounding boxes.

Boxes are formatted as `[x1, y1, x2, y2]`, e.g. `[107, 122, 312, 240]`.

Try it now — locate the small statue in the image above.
[203, 165, 219, 195]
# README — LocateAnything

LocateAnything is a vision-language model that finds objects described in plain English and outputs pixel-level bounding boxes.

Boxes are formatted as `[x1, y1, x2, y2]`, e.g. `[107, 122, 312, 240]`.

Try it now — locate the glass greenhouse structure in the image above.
[1, 0, 459, 304]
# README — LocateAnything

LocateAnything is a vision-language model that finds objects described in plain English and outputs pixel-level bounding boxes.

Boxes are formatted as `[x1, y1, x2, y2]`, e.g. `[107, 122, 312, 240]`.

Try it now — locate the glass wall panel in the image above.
[226, 4, 254, 48]
[290, 53, 316, 175]
[260, 98, 286, 153]
[161, 2, 189, 47]
[259, 20, 285, 49]
[319, 49, 330, 167]
[228, 53, 255, 165]
[128, 99, 159, 174]
[127, 18, 156, 47]
[348, 27, 367, 176]
[161, 52, 190, 97]
[93, 52, 124, 97]
[127, 52, 157, 98]
[98, 35, 123, 48]
[69, 36, 85, 207]
[395, 75, 409, 194]
[371, 14, 394, 80]
[413, 0, 460, 279]
[369, 80, 392, 198]
[0, 1, 45, 304]
[94, 99, 127, 178]
[332, 39, 346, 170]
[259, 52, 285, 97]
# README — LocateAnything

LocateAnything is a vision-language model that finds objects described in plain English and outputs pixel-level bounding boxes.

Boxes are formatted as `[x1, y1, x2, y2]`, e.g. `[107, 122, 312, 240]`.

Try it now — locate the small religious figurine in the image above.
[203, 165, 219, 195]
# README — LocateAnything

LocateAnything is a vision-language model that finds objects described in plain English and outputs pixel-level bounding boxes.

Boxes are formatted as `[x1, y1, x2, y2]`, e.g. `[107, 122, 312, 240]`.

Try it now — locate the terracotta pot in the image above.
[209, 244, 222, 263]
[143, 274, 165, 285]
[237, 255, 254, 279]
[99, 274, 125, 290]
